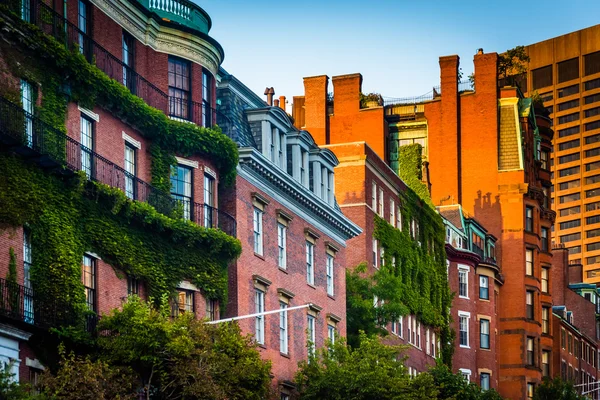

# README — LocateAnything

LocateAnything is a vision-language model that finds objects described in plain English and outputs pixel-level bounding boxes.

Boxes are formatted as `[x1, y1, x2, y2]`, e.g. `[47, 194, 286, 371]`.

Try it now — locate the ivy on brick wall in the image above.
[346, 154, 454, 364]
[0, 6, 238, 187]
[0, 155, 240, 331]
[397, 144, 434, 208]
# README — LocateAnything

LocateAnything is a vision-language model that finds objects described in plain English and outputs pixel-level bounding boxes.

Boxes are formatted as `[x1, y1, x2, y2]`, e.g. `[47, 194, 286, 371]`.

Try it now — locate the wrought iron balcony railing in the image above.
[0, 96, 236, 236]
[16, 0, 230, 132]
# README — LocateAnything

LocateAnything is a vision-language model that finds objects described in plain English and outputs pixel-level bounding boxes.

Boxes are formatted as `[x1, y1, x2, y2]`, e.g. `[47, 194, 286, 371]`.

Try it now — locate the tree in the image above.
[533, 377, 587, 400]
[97, 296, 272, 400]
[428, 362, 503, 400]
[295, 332, 438, 400]
[498, 45, 530, 81]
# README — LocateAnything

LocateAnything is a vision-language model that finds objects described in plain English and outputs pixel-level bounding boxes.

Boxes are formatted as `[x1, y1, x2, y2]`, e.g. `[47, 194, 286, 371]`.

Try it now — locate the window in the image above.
[559, 139, 580, 151]
[170, 165, 192, 220]
[306, 241, 314, 285]
[202, 70, 212, 127]
[541, 228, 549, 252]
[253, 208, 263, 255]
[124, 143, 136, 199]
[372, 238, 378, 269]
[168, 57, 191, 119]
[78, 0, 90, 55]
[558, 112, 580, 125]
[122, 32, 135, 92]
[398, 316, 403, 338]
[407, 315, 412, 343]
[586, 107, 600, 119]
[127, 276, 139, 296]
[585, 78, 600, 91]
[378, 187, 384, 217]
[559, 126, 580, 138]
[206, 299, 217, 321]
[588, 255, 600, 265]
[560, 219, 581, 229]
[542, 351, 550, 376]
[588, 228, 600, 238]
[479, 276, 489, 300]
[561, 328, 566, 349]
[541, 267, 549, 293]
[526, 249, 534, 276]
[560, 206, 580, 217]
[480, 373, 490, 391]
[558, 152, 580, 164]
[326, 254, 334, 296]
[559, 192, 580, 203]
[586, 93, 600, 105]
[526, 291, 534, 320]
[426, 328, 430, 354]
[480, 319, 490, 349]
[307, 315, 316, 357]
[175, 289, 193, 315]
[561, 232, 581, 242]
[82, 255, 96, 312]
[460, 369, 471, 382]
[587, 215, 600, 225]
[280, 302, 288, 354]
[203, 174, 215, 228]
[587, 174, 600, 185]
[255, 289, 265, 345]
[472, 233, 484, 257]
[21, 80, 33, 147]
[527, 337, 535, 365]
[540, 149, 549, 169]
[586, 120, 600, 132]
[412, 317, 417, 345]
[277, 223, 287, 269]
[328, 324, 336, 345]
[23, 229, 33, 323]
[585, 51, 600, 76]
[568, 333, 573, 354]
[389, 199, 395, 227]
[588, 202, 600, 212]
[371, 181, 377, 210]
[458, 267, 468, 298]
[569, 246, 582, 255]
[396, 205, 402, 230]
[587, 188, 600, 199]
[532, 65, 552, 90]
[525, 206, 534, 232]
[416, 322, 421, 348]
[542, 307, 550, 334]
[559, 179, 580, 190]
[527, 383, 535, 400]
[459, 312, 469, 347]
[80, 115, 94, 178]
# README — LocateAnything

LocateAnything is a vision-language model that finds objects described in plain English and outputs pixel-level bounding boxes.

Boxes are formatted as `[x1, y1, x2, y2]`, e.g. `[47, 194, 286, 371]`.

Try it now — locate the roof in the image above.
[437, 205, 463, 231]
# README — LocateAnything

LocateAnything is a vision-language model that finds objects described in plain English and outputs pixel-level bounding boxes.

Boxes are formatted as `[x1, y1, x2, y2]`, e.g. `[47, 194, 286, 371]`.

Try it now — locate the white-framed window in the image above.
[326, 254, 334, 296]
[378, 187, 384, 216]
[328, 324, 336, 345]
[390, 199, 396, 226]
[255, 289, 265, 344]
[480, 318, 490, 349]
[372, 238, 378, 269]
[171, 164, 193, 220]
[416, 322, 421, 348]
[431, 332, 436, 357]
[426, 328, 431, 354]
[480, 372, 490, 391]
[379, 247, 384, 267]
[459, 368, 472, 382]
[203, 173, 215, 228]
[306, 241, 314, 285]
[396, 205, 402, 230]
[407, 315, 412, 343]
[458, 266, 469, 298]
[253, 208, 263, 255]
[307, 314, 316, 357]
[278, 223, 287, 269]
[80, 115, 94, 178]
[459, 311, 470, 348]
[371, 181, 377, 210]
[280, 302, 288, 354]
[479, 275, 489, 300]
[541, 267, 549, 293]
[526, 248, 534, 276]
[124, 143, 136, 199]
[412, 317, 417, 345]
[21, 80, 34, 147]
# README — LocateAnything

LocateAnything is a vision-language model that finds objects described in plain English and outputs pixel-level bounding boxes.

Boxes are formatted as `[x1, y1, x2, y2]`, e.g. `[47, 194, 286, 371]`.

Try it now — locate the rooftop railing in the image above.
[142, 0, 210, 33]
[0, 96, 236, 237]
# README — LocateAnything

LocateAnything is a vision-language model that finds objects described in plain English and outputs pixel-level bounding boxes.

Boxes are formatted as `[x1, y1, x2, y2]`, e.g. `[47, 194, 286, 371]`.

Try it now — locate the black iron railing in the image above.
[0, 278, 36, 326]
[17, 0, 231, 132]
[0, 96, 236, 236]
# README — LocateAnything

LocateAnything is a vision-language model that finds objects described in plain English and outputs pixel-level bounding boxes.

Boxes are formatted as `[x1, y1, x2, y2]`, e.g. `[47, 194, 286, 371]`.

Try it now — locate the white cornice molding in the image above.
[90, 0, 221, 75]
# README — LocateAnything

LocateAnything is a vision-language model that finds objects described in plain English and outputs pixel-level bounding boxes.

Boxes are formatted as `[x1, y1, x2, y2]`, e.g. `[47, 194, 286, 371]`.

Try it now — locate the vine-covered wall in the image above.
[0, 5, 242, 332]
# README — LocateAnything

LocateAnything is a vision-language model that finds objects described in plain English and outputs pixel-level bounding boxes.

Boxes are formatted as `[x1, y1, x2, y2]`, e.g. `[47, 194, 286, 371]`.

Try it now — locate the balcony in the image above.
[0, 96, 236, 237]
[20, 0, 228, 131]
[139, 0, 211, 34]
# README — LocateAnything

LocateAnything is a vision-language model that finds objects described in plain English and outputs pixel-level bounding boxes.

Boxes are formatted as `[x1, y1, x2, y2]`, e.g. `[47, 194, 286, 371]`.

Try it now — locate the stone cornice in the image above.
[238, 148, 362, 242]
[91, 0, 223, 74]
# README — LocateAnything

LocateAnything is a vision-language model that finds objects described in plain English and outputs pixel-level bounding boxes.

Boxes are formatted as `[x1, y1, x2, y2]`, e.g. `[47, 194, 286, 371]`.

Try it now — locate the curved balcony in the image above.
[140, 0, 212, 34]
[0, 96, 236, 237]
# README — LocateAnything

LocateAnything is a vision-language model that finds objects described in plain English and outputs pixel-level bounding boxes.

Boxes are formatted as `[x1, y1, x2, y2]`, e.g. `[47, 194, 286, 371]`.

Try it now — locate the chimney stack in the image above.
[274, 99, 280, 107]
[264, 87, 275, 106]
[477, 48, 484, 55]
[279, 96, 286, 110]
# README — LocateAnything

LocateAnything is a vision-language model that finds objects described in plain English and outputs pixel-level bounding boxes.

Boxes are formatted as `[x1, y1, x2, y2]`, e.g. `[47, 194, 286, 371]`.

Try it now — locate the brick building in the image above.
[0, 0, 236, 385]
[290, 50, 600, 398]
[439, 205, 502, 391]
[216, 70, 361, 396]
[520, 25, 600, 282]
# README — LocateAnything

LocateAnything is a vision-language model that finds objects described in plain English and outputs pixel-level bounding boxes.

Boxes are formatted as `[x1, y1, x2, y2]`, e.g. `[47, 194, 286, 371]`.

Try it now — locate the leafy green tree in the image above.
[0, 361, 35, 399]
[295, 332, 438, 400]
[97, 296, 272, 400]
[498, 45, 530, 82]
[533, 377, 587, 400]
[428, 362, 503, 400]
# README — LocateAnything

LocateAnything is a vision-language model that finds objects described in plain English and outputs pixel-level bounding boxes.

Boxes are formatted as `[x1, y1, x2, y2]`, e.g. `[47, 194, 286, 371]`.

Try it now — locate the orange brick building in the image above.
[292, 51, 600, 398]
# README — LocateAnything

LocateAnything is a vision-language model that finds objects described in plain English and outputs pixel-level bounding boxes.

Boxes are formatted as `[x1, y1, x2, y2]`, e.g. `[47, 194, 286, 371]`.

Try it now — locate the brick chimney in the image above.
[438, 55, 460, 204]
[264, 87, 275, 106]
[279, 96, 286, 111]
[303, 75, 329, 146]
[332, 73, 362, 117]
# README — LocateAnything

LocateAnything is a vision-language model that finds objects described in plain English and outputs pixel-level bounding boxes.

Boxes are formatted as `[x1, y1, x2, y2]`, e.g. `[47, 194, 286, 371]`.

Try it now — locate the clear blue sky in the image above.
[199, 0, 600, 102]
